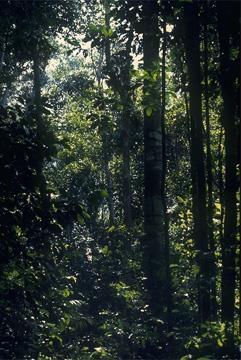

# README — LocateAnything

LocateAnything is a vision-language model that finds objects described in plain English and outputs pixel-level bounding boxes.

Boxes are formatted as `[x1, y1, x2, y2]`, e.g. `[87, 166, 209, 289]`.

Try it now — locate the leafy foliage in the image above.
[0, 0, 240, 359]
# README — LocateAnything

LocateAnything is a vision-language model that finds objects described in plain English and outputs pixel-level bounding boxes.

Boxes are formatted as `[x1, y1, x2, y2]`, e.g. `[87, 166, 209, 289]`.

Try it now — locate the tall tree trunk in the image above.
[217, 125, 226, 325]
[238, 77, 241, 342]
[33, 47, 50, 225]
[217, 1, 238, 347]
[160, 12, 172, 328]
[203, 2, 217, 319]
[120, 33, 133, 229]
[217, 125, 224, 271]
[183, 1, 211, 323]
[142, 0, 166, 317]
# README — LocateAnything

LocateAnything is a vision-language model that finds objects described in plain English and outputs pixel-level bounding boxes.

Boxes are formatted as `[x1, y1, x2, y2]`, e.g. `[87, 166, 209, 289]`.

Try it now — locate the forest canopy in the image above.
[0, 0, 240, 359]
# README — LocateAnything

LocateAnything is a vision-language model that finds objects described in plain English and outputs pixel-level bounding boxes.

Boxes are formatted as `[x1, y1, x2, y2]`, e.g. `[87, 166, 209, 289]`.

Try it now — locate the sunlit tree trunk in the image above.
[183, 1, 211, 323]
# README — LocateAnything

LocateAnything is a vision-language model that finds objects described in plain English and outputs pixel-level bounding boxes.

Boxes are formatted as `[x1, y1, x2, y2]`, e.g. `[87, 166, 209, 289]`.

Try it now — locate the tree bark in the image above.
[33, 46, 50, 225]
[160, 12, 172, 329]
[217, 125, 224, 268]
[217, 1, 238, 345]
[120, 33, 133, 229]
[183, 1, 211, 323]
[102, 116, 115, 225]
[203, 2, 217, 319]
[142, 0, 166, 317]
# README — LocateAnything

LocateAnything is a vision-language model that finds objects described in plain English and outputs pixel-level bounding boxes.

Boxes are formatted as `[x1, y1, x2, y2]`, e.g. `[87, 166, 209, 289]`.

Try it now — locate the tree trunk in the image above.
[184, 84, 191, 148]
[160, 12, 172, 329]
[217, 124, 224, 271]
[203, 3, 217, 319]
[0, 36, 6, 73]
[120, 33, 133, 229]
[0, 83, 11, 108]
[33, 47, 50, 224]
[122, 108, 132, 228]
[142, 0, 166, 317]
[217, 1, 238, 346]
[102, 117, 115, 225]
[183, 1, 211, 323]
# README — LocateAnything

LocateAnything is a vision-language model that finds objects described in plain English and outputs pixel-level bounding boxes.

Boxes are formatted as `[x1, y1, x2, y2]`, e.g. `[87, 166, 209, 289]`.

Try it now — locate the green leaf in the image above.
[77, 213, 84, 225]
[101, 26, 108, 37]
[100, 189, 108, 198]
[62, 288, 70, 298]
[107, 28, 113, 37]
[151, 71, 158, 81]
[101, 245, 111, 256]
[170, 264, 178, 269]
[107, 225, 115, 233]
[146, 107, 153, 117]
[89, 23, 98, 32]
[100, 26, 113, 37]
[217, 338, 223, 347]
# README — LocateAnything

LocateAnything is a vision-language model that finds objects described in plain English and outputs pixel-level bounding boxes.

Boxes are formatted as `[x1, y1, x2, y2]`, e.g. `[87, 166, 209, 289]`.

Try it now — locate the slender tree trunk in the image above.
[122, 108, 132, 228]
[120, 33, 133, 229]
[33, 47, 50, 224]
[203, 3, 217, 319]
[238, 78, 241, 342]
[184, 87, 191, 148]
[0, 36, 6, 73]
[102, 118, 115, 225]
[183, 1, 211, 323]
[218, 125, 224, 264]
[160, 13, 172, 328]
[33, 52, 41, 110]
[142, 0, 166, 317]
[217, 2, 238, 347]
[0, 83, 11, 108]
